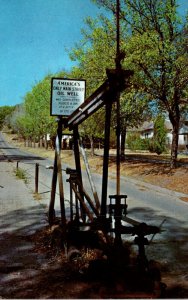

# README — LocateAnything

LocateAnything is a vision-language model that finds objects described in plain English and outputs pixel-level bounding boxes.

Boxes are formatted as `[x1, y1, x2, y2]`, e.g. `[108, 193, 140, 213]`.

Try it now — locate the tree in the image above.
[69, 65, 107, 155]
[21, 75, 58, 147]
[93, 0, 188, 168]
[0, 106, 15, 130]
[69, 16, 117, 94]
[7, 70, 78, 147]
[70, 15, 151, 154]
[115, 90, 152, 157]
[7, 104, 23, 134]
[80, 108, 106, 155]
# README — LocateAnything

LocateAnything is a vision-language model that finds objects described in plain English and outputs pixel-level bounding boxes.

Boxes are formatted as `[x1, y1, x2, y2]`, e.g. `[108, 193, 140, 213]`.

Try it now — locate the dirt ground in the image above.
[23, 226, 166, 299]
[6, 222, 187, 299]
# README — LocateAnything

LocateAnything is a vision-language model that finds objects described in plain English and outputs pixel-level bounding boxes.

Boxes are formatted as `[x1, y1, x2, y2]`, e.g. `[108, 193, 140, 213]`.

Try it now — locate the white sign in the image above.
[51, 78, 86, 116]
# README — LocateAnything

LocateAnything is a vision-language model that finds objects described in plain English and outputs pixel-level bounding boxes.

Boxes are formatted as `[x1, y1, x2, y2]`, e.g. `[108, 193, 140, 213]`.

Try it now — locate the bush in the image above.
[126, 133, 149, 151]
[127, 133, 167, 154]
[148, 139, 166, 155]
[149, 115, 167, 155]
[127, 115, 168, 155]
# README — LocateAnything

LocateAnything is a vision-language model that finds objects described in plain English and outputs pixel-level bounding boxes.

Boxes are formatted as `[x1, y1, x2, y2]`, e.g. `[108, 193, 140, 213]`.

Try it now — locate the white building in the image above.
[131, 120, 188, 148]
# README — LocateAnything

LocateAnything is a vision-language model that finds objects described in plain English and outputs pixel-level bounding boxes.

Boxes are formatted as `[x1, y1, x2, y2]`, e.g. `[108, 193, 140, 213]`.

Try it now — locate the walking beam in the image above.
[65, 69, 133, 130]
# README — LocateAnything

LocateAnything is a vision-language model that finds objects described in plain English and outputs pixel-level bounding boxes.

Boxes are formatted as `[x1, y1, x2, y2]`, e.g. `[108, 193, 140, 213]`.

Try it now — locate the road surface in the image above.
[1, 132, 188, 220]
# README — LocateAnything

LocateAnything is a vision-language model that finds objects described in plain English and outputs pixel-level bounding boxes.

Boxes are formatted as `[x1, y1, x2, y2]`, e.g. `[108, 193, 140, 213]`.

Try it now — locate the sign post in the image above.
[49, 78, 85, 226]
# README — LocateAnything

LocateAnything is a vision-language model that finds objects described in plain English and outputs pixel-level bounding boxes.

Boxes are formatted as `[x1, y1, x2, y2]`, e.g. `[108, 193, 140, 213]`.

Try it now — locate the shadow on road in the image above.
[0, 154, 45, 162]
[0, 147, 18, 149]
[128, 206, 188, 298]
[0, 204, 48, 298]
[0, 205, 188, 298]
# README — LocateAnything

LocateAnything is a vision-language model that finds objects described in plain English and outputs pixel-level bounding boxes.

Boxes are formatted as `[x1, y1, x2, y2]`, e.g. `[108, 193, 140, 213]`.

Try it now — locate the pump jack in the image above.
[48, 0, 166, 295]
[48, 68, 165, 297]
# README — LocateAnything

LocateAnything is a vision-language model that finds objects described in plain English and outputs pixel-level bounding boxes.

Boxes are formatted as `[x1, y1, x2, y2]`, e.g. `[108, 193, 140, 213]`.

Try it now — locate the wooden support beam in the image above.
[100, 102, 112, 218]
[48, 117, 66, 226]
[79, 138, 100, 211]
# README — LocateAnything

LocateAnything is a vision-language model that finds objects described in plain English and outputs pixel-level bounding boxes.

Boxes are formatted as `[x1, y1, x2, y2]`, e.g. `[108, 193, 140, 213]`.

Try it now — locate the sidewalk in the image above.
[0, 159, 47, 233]
[0, 159, 48, 298]
[121, 173, 188, 199]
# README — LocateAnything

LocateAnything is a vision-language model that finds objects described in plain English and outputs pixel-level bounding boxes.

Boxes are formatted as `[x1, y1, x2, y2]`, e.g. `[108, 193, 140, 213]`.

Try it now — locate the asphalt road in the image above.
[1, 131, 188, 295]
[1, 132, 188, 221]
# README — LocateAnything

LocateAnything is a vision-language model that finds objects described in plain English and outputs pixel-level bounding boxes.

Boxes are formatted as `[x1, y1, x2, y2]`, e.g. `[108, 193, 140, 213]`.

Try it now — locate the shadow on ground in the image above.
[0, 205, 188, 298]
[0, 154, 45, 162]
[128, 207, 188, 298]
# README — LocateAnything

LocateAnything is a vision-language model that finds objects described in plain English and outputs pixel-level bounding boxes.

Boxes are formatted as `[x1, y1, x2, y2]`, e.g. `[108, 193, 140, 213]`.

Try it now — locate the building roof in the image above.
[127, 119, 188, 134]
[128, 119, 172, 133]
[179, 125, 188, 134]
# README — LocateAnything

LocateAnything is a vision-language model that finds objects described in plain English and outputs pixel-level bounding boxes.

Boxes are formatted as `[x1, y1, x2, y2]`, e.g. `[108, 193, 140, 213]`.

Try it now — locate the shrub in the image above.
[149, 115, 167, 155]
[148, 139, 166, 155]
[126, 133, 149, 151]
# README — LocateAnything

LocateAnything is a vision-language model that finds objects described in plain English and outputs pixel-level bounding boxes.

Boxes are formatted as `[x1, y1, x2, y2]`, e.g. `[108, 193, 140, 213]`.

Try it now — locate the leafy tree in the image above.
[8, 104, 26, 135]
[7, 70, 77, 147]
[69, 65, 107, 154]
[0, 106, 15, 130]
[80, 108, 106, 155]
[69, 16, 116, 94]
[21, 75, 59, 147]
[93, 0, 188, 168]
[70, 15, 151, 155]
[115, 90, 152, 157]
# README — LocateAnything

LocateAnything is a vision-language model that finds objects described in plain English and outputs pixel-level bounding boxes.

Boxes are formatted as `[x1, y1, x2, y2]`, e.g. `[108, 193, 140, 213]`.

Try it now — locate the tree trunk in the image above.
[39, 136, 43, 148]
[90, 136, 94, 156]
[169, 103, 180, 168]
[44, 134, 48, 150]
[170, 124, 179, 168]
[121, 129, 126, 160]
[29, 138, 32, 147]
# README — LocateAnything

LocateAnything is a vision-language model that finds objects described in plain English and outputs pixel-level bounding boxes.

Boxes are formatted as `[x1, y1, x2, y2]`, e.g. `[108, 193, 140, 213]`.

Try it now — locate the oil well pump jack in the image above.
[48, 67, 165, 296]
[47, 1, 166, 296]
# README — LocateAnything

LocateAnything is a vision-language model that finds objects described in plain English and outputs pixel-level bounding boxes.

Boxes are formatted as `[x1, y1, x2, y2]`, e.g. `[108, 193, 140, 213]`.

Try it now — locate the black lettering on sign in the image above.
[57, 81, 81, 87]
[57, 91, 65, 96]
[67, 92, 78, 96]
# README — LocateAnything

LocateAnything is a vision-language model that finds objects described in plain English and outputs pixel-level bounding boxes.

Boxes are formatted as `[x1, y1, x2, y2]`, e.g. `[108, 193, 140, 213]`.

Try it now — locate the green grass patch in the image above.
[14, 167, 29, 184]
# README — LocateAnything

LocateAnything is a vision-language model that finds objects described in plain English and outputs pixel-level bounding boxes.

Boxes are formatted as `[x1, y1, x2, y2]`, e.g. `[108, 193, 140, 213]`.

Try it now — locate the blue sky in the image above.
[0, 0, 105, 106]
[0, 0, 188, 107]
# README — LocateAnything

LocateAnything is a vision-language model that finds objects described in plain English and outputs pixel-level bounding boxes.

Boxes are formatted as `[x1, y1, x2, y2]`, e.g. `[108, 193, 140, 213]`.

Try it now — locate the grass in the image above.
[14, 167, 29, 184]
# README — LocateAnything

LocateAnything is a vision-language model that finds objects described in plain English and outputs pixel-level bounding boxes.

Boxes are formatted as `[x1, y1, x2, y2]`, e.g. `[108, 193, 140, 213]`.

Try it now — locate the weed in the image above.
[14, 167, 28, 184]
[33, 192, 42, 201]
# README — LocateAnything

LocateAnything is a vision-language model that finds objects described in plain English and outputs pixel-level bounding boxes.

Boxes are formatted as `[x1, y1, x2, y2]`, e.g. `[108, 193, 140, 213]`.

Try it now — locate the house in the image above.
[179, 124, 188, 147]
[129, 120, 188, 149]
